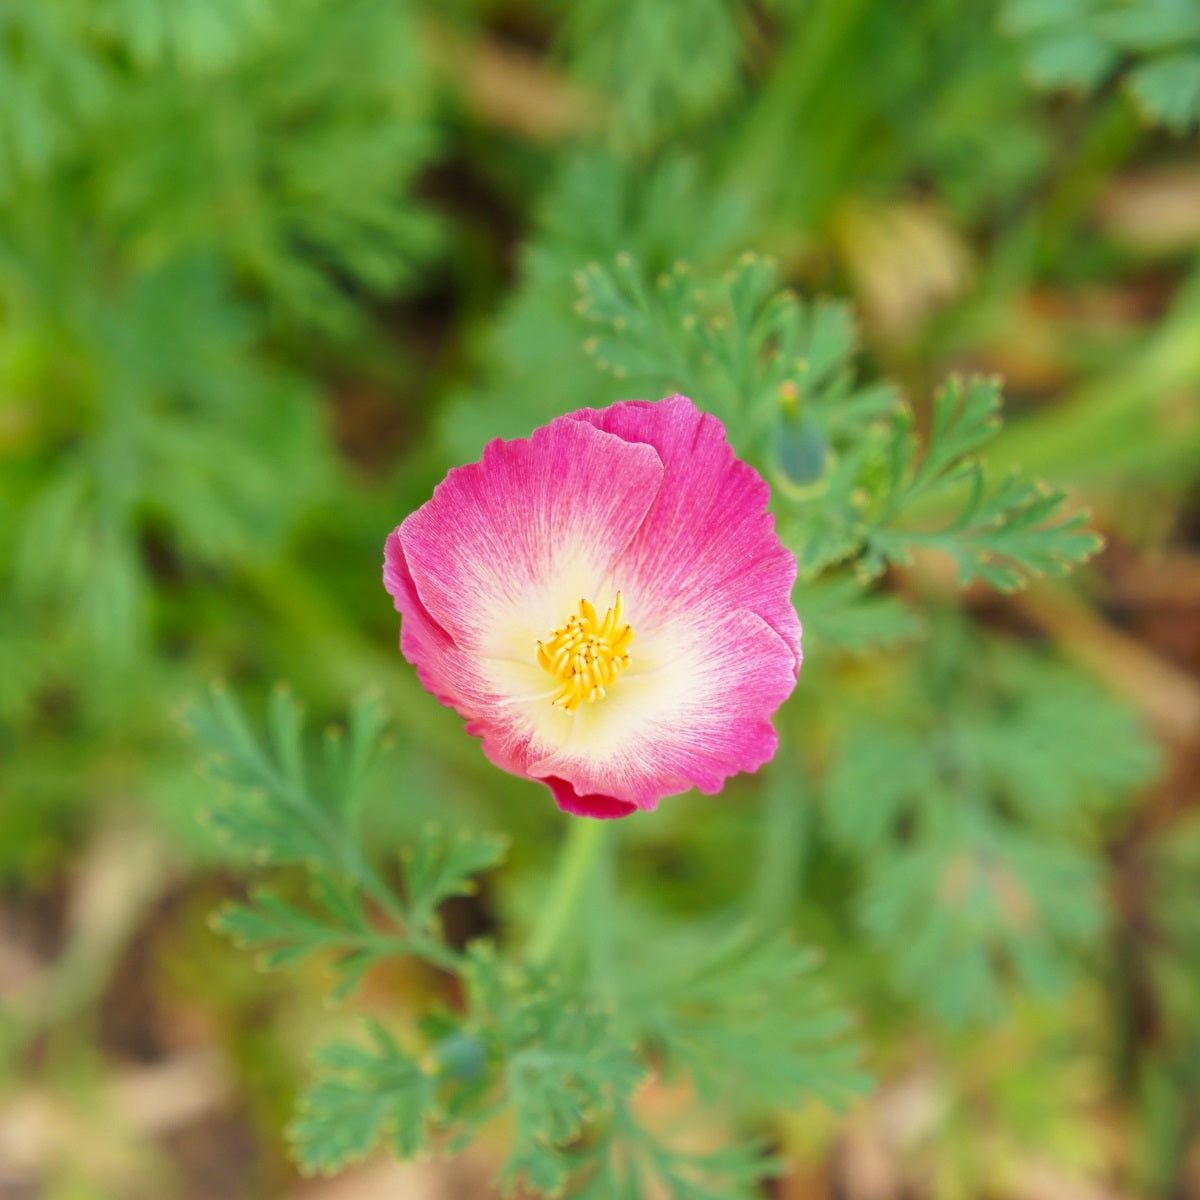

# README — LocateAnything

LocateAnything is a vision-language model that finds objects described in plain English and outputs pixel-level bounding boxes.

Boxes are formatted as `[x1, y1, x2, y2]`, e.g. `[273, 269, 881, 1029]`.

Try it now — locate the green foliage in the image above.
[576, 1110, 777, 1200]
[558, 0, 745, 151]
[4, 261, 327, 676]
[94, 0, 281, 72]
[193, 690, 864, 1195]
[440, 151, 752, 460]
[292, 1024, 435, 1174]
[859, 376, 1102, 591]
[723, 0, 1048, 230]
[0, 0, 440, 326]
[463, 948, 644, 1194]
[0, 0, 444, 879]
[190, 684, 388, 870]
[5, 1, 1192, 1194]
[1005, 0, 1200, 131]
[791, 575, 924, 655]
[574, 252, 1100, 621]
[193, 686, 487, 985]
[822, 625, 1160, 1024]
[0, 4, 108, 190]
[574, 252, 854, 439]
[623, 925, 870, 1109]
[290, 942, 789, 1197]
[217, 882, 401, 987]
[402, 824, 511, 933]
[0, 0, 444, 300]
[103, 0, 440, 328]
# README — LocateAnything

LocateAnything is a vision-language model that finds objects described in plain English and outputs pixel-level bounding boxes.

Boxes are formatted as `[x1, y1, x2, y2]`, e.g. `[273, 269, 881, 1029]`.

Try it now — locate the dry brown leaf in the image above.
[424, 24, 592, 141]
[1098, 168, 1200, 254]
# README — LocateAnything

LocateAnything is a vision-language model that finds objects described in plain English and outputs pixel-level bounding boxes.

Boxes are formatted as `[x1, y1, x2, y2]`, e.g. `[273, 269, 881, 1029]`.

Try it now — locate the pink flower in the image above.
[383, 395, 802, 819]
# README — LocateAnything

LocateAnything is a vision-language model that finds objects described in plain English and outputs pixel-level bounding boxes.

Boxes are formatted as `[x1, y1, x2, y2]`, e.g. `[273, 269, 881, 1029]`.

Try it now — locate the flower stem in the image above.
[754, 746, 808, 927]
[527, 817, 609, 967]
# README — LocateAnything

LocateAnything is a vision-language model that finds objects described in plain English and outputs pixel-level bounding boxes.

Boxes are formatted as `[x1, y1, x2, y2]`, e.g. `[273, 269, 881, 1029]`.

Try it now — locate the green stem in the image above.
[342, 844, 463, 972]
[527, 818, 609, 967]
[586, 822, 618, 1000]
[753, 747, 808, 928]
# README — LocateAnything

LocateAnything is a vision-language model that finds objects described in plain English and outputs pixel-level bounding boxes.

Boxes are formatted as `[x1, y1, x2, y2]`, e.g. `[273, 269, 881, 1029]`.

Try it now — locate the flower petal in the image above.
[385, 396, 802, 819]
[386, 530, 563, 782]
[569, 395, 802, 674]
[383, 531, 507, 752]
[397, 417, 665, 658]
[524, 607, 796, 810]
[543, 777, 639, 820]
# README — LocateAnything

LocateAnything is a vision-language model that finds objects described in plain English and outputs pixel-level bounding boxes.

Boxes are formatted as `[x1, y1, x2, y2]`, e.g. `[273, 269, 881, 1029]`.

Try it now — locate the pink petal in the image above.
[543, 777, 639, 819]
[525, 608, 796, 810]
[569, 395, 802, 675]
[384, 530, 532, 774]
[384, 395, 802, 819]
[396, 416, 664, 654]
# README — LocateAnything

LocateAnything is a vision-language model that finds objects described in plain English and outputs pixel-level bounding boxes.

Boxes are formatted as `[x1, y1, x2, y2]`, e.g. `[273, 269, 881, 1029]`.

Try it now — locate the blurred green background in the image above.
[2, 0, 1200, 1197]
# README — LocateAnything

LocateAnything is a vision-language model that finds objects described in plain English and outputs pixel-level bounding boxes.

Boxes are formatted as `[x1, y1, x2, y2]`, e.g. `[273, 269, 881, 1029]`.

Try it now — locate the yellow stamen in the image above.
[536, 591, 633, 715]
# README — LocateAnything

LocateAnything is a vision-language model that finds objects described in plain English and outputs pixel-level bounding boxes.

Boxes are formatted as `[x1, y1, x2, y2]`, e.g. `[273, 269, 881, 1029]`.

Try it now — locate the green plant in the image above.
[1005, 0, 1200, 132]
[191, 244, 1153, 1192]
[190, 686, 867, 1192]
[5, 2, 1194, 1195]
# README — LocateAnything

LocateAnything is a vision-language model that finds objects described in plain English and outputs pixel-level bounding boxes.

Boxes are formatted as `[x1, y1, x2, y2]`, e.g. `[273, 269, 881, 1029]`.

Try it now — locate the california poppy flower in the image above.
[383, 395, 801, 818]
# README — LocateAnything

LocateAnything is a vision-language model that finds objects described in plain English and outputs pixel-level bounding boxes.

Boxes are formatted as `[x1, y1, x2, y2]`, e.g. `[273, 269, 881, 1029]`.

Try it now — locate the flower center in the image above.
[536, 592, 633, 714]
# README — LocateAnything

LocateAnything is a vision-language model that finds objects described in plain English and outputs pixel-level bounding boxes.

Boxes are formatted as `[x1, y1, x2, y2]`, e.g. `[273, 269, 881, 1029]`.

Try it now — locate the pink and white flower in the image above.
[383, 395, 801, 819]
